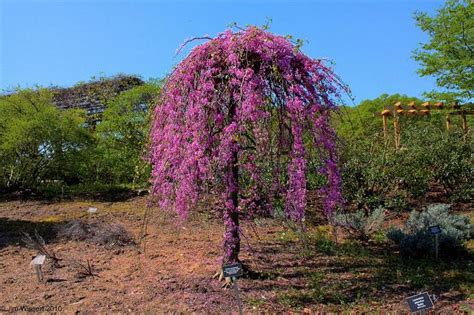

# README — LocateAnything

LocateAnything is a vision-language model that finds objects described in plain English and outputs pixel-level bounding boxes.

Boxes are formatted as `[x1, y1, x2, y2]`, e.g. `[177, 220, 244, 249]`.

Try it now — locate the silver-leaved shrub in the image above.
[387, 204, 471, 257]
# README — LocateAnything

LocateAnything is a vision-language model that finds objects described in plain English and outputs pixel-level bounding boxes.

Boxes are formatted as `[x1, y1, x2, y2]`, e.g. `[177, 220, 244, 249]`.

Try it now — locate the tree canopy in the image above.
[150, 27, 345, 264]
[413, 0, 473, 101]
[95, 81, 161, 185]
[0, 88, 92, 191]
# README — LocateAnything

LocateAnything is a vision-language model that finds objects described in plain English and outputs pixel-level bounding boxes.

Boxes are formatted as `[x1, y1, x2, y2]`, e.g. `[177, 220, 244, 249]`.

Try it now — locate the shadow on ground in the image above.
[0, 186, 148, 203]
[0, 217, 62, 250]
[246, 235, 473, 308]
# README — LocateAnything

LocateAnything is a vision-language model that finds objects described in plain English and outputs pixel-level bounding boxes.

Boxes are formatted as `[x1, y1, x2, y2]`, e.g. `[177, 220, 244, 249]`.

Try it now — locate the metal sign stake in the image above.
[429, 225, 442, 260]
[222, 263, 244, 315]
[30, 254, 46, 283]
[34, 264, 43, 282]
[232, 277, 243, 315]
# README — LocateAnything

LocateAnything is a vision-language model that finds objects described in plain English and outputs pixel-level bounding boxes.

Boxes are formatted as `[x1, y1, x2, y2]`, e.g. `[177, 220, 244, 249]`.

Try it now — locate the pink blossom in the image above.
[150, 27, 345, 263]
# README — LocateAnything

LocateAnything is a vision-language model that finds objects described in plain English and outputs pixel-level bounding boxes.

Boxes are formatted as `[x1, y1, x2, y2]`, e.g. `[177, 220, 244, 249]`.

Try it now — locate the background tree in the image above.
[413, 0, 473, 101]
[150, 27, 345, 270]
[93, 81, 161, 186]
[0, 88, 92, 191]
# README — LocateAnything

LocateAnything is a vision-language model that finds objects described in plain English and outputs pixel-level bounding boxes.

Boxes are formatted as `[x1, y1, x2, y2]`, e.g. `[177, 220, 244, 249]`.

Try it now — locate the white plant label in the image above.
[87, 207, 98, 214]
[30, 255, 46, 266]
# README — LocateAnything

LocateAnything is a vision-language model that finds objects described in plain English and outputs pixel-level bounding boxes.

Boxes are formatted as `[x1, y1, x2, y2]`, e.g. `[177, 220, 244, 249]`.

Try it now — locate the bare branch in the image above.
[175, 36, 213, 56]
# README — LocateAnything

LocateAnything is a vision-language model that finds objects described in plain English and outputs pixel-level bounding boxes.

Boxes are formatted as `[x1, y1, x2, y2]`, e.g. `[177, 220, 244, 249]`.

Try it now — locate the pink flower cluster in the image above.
[150, 27, 344, 238]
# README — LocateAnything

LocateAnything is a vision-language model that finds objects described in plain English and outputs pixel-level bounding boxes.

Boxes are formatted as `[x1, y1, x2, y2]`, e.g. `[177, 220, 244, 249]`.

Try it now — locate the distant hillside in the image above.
[51, 75, 144, 118]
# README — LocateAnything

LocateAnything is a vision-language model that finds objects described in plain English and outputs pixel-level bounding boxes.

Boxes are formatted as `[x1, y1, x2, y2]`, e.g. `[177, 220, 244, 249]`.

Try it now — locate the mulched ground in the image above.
[0, 197, 472, 313]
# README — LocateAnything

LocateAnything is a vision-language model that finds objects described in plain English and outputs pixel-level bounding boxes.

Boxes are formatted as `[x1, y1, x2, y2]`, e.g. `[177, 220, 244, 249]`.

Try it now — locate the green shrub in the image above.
[428, 132, 473, 202]
[337, 94, 473, 209]
[340, 139, 406, 210]
[315, 236, 336, 255]
[333, 207, 386, 241]
[387, 204, 471, 257]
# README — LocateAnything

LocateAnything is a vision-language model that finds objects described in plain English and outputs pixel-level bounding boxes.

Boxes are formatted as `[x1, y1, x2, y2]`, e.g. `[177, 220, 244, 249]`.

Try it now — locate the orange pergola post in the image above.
[381, 109, 391, 143]
[461, 110, 468, 134]
[393, 115, 401, 149]
[379, 100, 472, 149]
[446, 113, 452, 131]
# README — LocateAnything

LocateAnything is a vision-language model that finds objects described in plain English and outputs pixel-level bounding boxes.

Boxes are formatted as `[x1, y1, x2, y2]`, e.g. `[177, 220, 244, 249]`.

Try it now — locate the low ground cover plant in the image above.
[333, 207, 386, 242]
[387, 204, 471, 257]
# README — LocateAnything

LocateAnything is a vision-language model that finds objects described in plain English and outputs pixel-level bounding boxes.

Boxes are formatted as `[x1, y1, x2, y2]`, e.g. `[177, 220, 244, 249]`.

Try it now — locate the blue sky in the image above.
[1, 0, 444, 103]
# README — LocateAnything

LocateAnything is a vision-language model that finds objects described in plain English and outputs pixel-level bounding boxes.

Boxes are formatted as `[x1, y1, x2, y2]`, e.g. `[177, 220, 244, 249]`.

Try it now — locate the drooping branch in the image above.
[150, 26, 345, 264]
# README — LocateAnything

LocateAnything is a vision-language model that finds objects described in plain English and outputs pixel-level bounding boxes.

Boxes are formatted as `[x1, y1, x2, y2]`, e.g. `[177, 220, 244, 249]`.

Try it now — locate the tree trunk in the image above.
[222, 97, 241, 265]
[223, 149, 240, 265]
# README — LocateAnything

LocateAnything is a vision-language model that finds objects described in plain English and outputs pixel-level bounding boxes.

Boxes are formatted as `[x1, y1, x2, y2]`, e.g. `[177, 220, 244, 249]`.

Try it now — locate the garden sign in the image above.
[222, 263, 244, 315]
[406, 292, 434, 313]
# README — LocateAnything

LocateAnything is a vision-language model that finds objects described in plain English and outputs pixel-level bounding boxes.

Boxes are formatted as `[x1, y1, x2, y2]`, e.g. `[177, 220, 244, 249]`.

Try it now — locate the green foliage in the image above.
[392, 121, 472, 202]
[0, 88, 92, 191]
[335, 93, 421, 141]
[387, 204, 471, 257]
[413, 0, 473, 101]
[427, 132, 473, 201]
[0, 77, 161, 194]
[333, 207, 385, 241]
[336, 94, 423, 209]
[314, 235, 336, 256]
[337, 93, 473, 209]
[340, 139, 402, 209]
[92, 82, 161, 186]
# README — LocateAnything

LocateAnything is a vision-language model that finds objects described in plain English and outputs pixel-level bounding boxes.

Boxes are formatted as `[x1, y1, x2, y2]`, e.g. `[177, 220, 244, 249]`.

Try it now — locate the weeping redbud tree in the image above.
[150, 27, 344, 266]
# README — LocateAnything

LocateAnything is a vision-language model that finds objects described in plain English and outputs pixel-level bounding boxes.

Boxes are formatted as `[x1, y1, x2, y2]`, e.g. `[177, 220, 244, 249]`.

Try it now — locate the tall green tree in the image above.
[413, 0, 473, 101]
[93, 81, 161, 186]
[0, 88, 92, 191]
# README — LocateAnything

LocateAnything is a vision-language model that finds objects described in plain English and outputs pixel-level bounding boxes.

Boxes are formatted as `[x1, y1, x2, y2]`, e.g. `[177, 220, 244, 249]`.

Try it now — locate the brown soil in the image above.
[0, 197, 472, 313]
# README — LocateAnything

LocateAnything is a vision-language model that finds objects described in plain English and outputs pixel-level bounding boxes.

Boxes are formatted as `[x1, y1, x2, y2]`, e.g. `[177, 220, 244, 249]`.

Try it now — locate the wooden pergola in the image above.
[379, 101, 473, 149]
